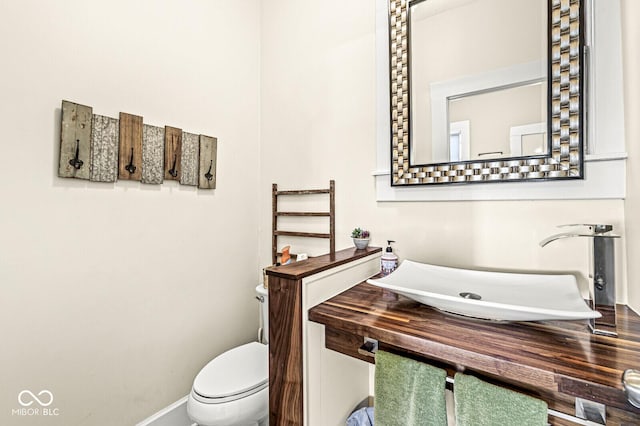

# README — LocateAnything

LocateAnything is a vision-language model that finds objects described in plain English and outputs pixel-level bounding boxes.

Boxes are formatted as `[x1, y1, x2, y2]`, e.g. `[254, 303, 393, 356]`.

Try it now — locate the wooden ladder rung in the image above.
[275, 189, 331, 195]
[276, 212, 331, 217]
[274, 231, 331, 239]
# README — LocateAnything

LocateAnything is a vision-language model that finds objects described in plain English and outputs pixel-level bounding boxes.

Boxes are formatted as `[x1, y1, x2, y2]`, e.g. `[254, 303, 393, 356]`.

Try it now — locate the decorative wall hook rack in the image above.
[58, 100, 218, 190]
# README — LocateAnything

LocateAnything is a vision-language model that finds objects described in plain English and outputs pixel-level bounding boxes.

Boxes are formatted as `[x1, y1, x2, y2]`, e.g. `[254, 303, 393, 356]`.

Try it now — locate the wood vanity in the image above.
[267, 248, 640, 425]
[309, 282, 640, 425]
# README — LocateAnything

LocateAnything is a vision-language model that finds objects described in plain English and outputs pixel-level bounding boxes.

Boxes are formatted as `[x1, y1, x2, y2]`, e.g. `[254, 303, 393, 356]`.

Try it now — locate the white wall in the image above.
[0, 1, 261, 425]
[622, 0, 640, 313]
[260, 0, 628, 305]
[260, 0, 380, 261]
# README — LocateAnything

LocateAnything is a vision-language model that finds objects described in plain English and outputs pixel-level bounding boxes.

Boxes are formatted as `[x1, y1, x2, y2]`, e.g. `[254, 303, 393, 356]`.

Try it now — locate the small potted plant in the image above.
[351, 227, 370, 250]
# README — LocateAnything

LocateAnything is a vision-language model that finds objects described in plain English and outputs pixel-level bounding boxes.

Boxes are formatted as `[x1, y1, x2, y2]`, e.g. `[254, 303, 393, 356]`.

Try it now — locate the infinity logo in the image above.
[18, 390, 53, 407]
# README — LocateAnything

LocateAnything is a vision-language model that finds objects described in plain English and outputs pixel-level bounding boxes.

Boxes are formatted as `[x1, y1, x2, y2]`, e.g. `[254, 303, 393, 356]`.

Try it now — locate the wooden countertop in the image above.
[265, 246, 381, 280]
[308, 282, 640, 413]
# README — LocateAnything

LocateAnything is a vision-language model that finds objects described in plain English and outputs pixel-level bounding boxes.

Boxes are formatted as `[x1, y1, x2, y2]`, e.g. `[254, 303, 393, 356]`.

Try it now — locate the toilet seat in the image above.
[192, 342, 268, 404]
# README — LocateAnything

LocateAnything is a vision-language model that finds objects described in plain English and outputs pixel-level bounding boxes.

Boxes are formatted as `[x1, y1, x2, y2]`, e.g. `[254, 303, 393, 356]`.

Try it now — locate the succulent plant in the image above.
[351, 227, 370, 239]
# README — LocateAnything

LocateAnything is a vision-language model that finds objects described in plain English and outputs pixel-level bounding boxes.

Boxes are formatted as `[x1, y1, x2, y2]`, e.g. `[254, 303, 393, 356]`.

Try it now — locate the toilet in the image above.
[187, 285, 269, 426]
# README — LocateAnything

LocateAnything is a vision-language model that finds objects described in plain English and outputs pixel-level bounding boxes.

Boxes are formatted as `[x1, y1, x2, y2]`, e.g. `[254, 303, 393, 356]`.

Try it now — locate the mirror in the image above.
[389, 0, 585, 185]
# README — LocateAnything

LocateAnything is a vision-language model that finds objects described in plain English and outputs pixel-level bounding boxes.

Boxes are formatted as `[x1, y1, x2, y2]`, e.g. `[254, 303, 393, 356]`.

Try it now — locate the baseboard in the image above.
[136, 395, 196, 426]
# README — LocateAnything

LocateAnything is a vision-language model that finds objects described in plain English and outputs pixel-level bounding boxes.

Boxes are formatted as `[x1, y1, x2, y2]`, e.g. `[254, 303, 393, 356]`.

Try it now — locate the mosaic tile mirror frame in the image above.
[389, 0, 585, 186]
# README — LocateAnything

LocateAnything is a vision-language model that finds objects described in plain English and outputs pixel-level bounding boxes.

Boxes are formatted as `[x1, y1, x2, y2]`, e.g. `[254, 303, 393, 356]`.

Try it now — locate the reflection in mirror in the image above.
[410, 0, 547, 165]
[447, 80, 547, 161]
[390, 0, 585, 186]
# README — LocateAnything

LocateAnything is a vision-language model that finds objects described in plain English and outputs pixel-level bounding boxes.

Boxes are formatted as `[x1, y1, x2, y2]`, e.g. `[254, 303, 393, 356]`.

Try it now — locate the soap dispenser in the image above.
[381, 240, 398, 276]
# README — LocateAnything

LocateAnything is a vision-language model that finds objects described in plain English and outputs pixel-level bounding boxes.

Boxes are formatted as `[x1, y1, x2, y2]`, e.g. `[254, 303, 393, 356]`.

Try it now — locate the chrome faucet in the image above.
[540, 224, 620, 336]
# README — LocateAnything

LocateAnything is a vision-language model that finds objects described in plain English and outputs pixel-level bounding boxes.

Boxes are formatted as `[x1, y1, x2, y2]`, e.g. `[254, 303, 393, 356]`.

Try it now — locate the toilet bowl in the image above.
[187, 285, 269, 426]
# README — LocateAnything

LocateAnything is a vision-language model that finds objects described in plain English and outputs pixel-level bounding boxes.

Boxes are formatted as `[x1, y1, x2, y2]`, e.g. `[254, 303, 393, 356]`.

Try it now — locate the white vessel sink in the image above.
[367, 260, 601, 322]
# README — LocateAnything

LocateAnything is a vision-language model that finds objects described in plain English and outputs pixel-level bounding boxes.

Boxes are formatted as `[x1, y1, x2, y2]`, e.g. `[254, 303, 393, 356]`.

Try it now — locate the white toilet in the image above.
[187, 285, 269, 426]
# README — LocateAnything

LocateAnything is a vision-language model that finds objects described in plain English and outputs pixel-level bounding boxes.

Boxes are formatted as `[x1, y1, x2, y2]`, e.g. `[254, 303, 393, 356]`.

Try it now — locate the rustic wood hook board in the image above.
[58, 100, 217, 189]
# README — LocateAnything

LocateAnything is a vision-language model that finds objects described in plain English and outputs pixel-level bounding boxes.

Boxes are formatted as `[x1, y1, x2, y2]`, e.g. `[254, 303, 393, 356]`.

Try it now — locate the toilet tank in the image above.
[256, 284, 268, 344]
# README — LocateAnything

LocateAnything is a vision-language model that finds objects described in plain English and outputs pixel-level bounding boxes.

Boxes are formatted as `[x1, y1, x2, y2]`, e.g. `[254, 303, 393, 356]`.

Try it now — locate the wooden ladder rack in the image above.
[272, 180, 335, 264]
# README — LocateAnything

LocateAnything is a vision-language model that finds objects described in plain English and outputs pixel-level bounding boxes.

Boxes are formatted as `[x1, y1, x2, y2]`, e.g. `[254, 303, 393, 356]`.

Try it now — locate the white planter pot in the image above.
[353, 238, 370, 250]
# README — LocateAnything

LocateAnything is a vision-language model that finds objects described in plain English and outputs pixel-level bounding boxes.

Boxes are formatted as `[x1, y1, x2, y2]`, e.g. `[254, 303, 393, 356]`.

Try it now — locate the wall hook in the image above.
[168, 153, 178, 177]
[68, 139, 84, 169]
[125, 147, 136, 174]
[205, 160, 213, 181]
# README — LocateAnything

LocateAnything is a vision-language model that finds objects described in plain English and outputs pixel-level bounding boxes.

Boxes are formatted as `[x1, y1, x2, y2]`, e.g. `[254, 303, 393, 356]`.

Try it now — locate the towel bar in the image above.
[357, 339, 378, 357]
[359, 340, 606, 425]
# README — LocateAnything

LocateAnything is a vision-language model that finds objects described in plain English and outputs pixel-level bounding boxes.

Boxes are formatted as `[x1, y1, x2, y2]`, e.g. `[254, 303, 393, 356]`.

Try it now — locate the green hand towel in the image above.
[454, 373, 548, 426]
[374, 350, 448, 426]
